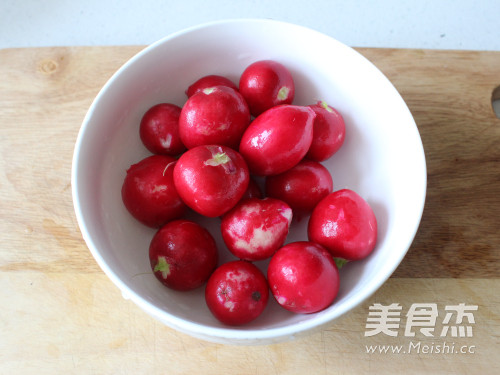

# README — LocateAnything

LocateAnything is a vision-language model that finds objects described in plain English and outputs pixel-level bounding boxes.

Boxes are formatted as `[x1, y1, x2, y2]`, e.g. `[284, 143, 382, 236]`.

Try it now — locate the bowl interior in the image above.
[72, 19, 426, 344]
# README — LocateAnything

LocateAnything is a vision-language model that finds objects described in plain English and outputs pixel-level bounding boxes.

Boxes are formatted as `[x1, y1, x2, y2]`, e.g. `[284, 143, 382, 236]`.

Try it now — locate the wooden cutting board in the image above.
[0, 46, 499, 374]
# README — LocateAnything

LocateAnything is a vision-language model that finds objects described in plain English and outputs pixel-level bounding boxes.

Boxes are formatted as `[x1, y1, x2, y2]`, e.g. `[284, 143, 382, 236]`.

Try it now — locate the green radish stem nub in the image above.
[320, 101, 334, 113]
[334, 258, 348, 269]
[203, 87, 217, 95]
[205, 152, 231, 166]
[154, 256, 171, 278]
[277, 86, 290, 101]
[204, 148, 237, 174]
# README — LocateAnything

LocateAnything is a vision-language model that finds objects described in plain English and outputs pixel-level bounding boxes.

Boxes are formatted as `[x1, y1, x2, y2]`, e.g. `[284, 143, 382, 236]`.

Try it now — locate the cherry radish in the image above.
[179, 85, 250, 149]
[149, 220, 218, 291]
[221, 198, 293, 261]
[265, 160, 333, 212]
[306, 101, 346, 162]
[239, 60, 295, 117]
[173, 145, 249, 217]
[239, 104, 315, 176]
[139, 103, 185, 156]
[121, 155, 185, 228]
[308, 189, 377, 261]
[267, 241, 340, 314]
[205, 260, 269, 325]
[186, 74, 238, 97]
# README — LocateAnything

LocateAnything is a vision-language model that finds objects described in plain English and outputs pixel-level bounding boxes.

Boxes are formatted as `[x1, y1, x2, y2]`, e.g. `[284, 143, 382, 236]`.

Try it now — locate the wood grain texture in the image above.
[0, 275, 498, 374]
[357, 48, 500, 278]
[0, 47, 139, 274]
[1, 46, 500, 374]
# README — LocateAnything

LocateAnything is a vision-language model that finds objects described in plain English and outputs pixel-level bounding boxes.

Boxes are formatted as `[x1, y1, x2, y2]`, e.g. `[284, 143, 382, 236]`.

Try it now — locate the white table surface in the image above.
[1, 0, 499, 51]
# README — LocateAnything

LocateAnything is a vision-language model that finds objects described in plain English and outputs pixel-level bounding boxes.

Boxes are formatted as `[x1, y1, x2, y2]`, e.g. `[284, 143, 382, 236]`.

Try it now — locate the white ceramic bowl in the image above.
[72, 19, 426, 345]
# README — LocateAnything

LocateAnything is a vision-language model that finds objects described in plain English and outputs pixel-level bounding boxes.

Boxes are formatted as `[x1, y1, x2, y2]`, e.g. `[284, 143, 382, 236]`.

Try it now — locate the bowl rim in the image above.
[71, 17, 427, 343]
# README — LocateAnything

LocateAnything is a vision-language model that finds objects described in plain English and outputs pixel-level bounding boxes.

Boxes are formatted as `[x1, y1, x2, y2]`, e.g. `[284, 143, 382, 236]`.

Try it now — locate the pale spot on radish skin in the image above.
[233, 225, 276, 253]
[277, 296, 287, 305]
[151, 185, 168, 193]
[281, 265, 297, 283]
[160, 134, 172, 149]
[224, 300, 235, 312]
[241, 204, 261, 216]
[227, 270, 250, 283]
[322, 220, 339, 237]
[217, 123, 230, 131]
[186, 109, 196, 124]
[280, 208, 293, 224]
[198, 125, 213, 136]
[311, 186, 320, 193]
[230, 205, 291, 253]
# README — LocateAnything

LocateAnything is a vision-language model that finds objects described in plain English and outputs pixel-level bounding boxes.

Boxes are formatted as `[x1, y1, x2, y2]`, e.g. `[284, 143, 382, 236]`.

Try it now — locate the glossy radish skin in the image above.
[185, 75, 238, 98]
[239, 105, 315, 176]
[179, 85, 250, 149]
[265, 160, 333, 212]
[149, 220, 218, 291]
[139, 103, 186, 156]
[239, 60, 295, 117]
[205, 260, 269, 325]
[308, 189, 377, 261]
[173, 145, 249, 217]
[121, 155, 186, 228]
[306, 101, 346, 162]
[221, 198, 293, 261]
[267, 241, 339, 314]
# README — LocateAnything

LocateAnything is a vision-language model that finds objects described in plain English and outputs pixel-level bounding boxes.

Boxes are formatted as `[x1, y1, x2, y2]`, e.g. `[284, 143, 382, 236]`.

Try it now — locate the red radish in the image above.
[239, 60, 295, 116]
[239, 105, 316, 176]
[308, 189, 377, 261]
[306, 101, 346, 162]
[205, 260, 269, 325]
[221, 198, 293, 261]
[121, 155, 185, 228]
[267, 241, 339, 314]
[265, 160, 333, 212]
[173, 145, 249, 217]
[139, 103, 185, 156]
[179, 85, 250, 149]
[185, 75, 238, 97]
[149, 220, 218, 291]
